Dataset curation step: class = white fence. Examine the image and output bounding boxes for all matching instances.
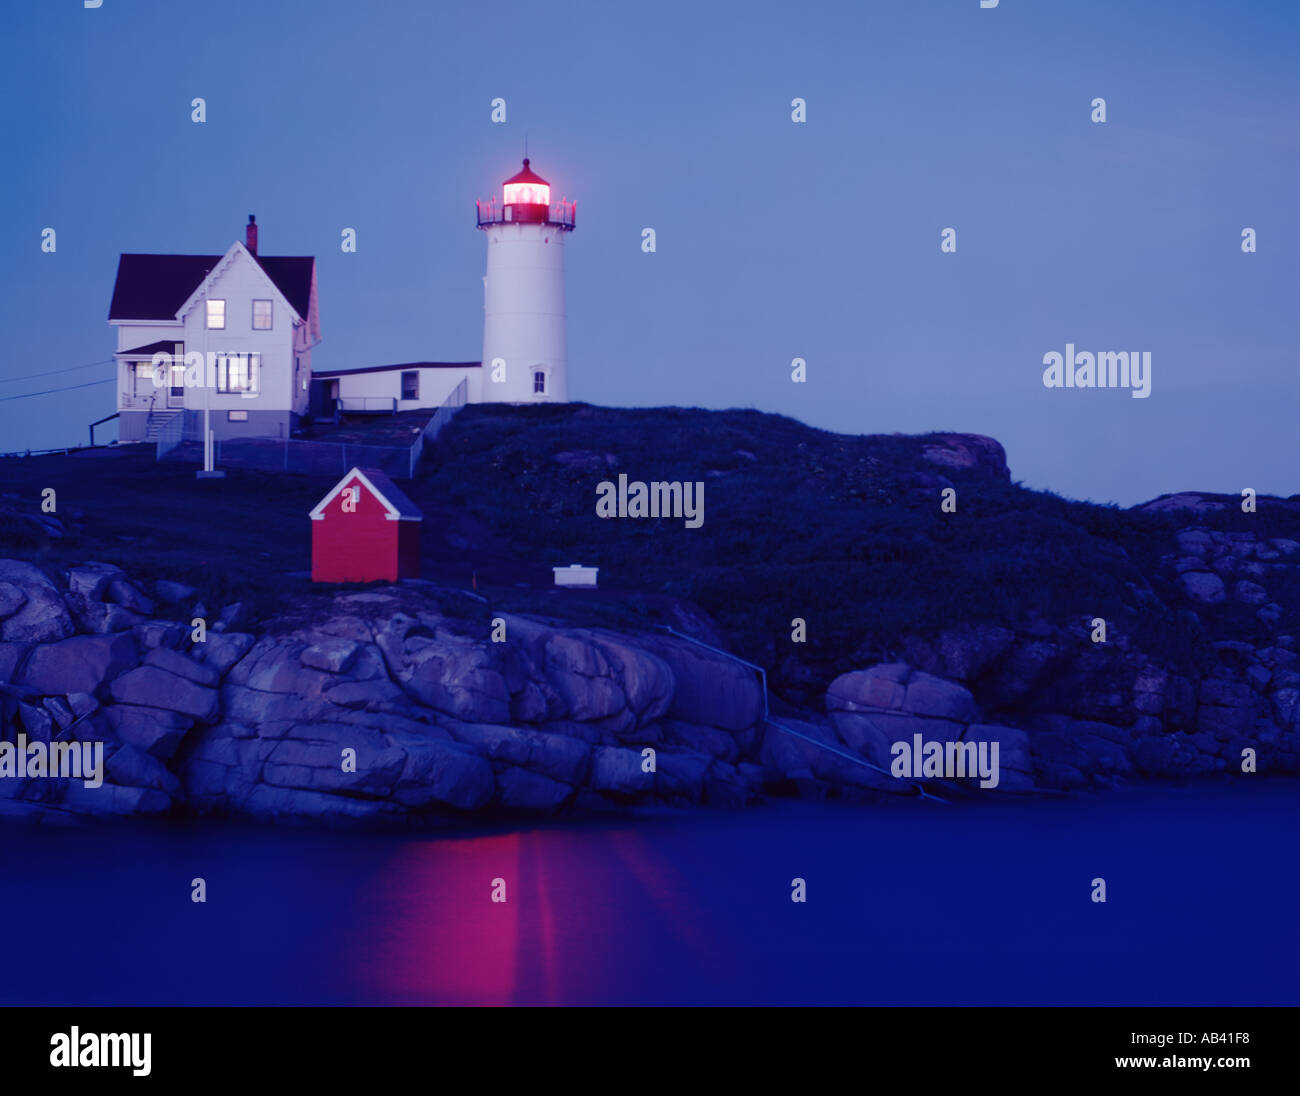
[154,414,185,462]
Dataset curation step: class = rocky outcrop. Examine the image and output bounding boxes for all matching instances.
[825,664,1034,790]
[0,559,783,823]
[919,433,1010,480]
[2,522,1297,824]
[872,522,1300,787]
[0,560,74,644]
[1138,493,1300,518]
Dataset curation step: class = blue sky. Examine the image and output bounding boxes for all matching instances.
[0,0,1296,505]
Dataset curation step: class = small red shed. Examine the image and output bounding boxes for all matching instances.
[309,466,423,583]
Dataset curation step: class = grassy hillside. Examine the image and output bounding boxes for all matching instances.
[0,449,326,620]
[3,403,1298,705]
[424,403,1300,692]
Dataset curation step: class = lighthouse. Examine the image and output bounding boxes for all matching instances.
[476,158,576,403]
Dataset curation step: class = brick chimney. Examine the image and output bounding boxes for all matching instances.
[245,214,258,256]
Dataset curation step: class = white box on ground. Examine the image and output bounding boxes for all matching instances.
[553,564,598,588]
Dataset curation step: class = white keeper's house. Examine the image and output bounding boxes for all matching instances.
[108,216,320,442]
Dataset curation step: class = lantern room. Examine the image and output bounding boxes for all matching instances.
[502,158,550,209]
[476,158,576,229]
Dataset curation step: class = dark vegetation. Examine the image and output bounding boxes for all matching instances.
[2,403,1297,702]
[0,449,323,623]
[423,404,1300,690]
[296,409,431,446]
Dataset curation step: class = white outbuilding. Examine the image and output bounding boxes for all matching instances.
[553,564,598,588]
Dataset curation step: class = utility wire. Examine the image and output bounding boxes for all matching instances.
[0,377,115,402]
[0,358,115,385]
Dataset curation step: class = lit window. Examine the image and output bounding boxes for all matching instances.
[401,371,419,400]
[206,299,225,329]
[227,410,248,422]
[533,370,546,395]
[217,352,260,394]
[252,299,272,330]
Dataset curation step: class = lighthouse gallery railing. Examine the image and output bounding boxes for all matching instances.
[475,198,576,228]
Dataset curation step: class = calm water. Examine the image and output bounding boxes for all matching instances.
[1,781,1296,1005]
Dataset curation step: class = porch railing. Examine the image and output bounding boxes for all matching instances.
[336,396,397,415]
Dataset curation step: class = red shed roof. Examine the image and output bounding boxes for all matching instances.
[309,467,423,522]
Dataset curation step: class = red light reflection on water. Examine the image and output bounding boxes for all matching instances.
[345,831,522,1004]
[348,825,723,1004]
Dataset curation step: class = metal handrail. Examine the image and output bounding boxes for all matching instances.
[657,625,945,802]
[475,198,576,228]
[88,412,119,446]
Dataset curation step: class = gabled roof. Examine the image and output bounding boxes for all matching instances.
[109,251,315,321]
[312,361,480,378]
[309,466,423,522]
[108,255,219,321]
[254,257,314,318]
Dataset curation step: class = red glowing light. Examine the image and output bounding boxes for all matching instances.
[502,158,551,206]
[503,182,550,206]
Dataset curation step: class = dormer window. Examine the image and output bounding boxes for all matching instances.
[206,299,225,329]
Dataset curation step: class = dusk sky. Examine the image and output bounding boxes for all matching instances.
[1,0,1295,506]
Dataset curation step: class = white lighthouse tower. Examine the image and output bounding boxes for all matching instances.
[475,158,576,403]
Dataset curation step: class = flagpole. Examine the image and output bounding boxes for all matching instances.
[204,284,210,470]
[197,280,225,479]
